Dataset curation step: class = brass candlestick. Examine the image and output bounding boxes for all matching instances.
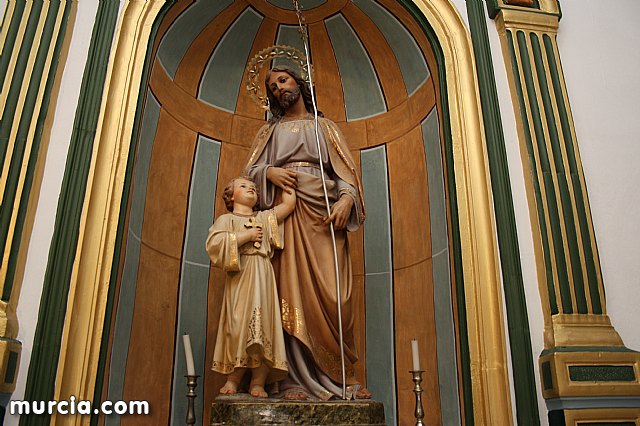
[186,375,199,425]
[411,370,425,426]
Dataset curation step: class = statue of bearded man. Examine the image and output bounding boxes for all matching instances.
[244,65,370,400]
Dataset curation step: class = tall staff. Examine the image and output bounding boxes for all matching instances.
[291,0,348,400]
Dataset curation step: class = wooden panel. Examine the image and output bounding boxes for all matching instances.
[231,114,267,149]
[234,18,279,119]
[121,247,181,425]
[342,2,407,109]
[173,0,247,95]
[140,109,196,258]
[309,21,347,123]
[387,126,432,268]
[408,76,436,123]
[214,142,251,216]
[151,61,238,141]
[336,120,366,150]
[365,81,436,147]
[394,260,441,426]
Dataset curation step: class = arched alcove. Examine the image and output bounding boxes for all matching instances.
[101,1,460,425]
[54,1,511,425]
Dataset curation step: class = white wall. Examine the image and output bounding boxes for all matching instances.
[5,2,99,424]
[557,0,640,352]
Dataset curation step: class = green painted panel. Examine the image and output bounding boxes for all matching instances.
[422,108,461,425]
[199,8,263,112]
[170,136,219,425]
[157,0,233,79]
[352,0,429,95]
[325,14,386,120]
[360,146,396,426]
[568,365,636,382]
[542,361,553,390]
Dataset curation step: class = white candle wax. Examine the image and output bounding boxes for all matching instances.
[411,339,420,371]
[183,334,196,376]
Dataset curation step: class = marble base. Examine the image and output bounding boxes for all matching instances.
[211,394,386,425]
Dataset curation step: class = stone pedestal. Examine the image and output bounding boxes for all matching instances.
[211,394,386,425]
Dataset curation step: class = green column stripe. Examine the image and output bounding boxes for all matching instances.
[396,1,474,423]
[21,2,120,426]
[0,1,27,125]
[467,1,540,423]
[2,0,65,302]
[516,30,572,313]
[506,30,558,314]
[530,33,587,313]
[542,34,602,314]
[0,1,43,168]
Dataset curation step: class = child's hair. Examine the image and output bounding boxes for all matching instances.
[222,175,258,212]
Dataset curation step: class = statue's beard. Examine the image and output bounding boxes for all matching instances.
[280,86,301,109]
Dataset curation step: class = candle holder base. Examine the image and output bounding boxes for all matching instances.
[410,370,425,426]
[186,374,199,425]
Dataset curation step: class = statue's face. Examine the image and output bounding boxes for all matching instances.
[268,71,300,109]
[232,178,257,208]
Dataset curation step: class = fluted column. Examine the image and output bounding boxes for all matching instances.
[489,0,640,424]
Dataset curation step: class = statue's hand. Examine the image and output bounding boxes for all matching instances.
[322,195,353,230]
[266,167,297,193]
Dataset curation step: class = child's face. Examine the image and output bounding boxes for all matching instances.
[232,178,258,208]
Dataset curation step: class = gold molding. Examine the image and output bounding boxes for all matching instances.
[412,1,513,423]
[0,338,21,393]
[540,350,640,399]
[496,8,559,34]
[53,0,512,424]
[551,314,623,348]
[52,1,166,425]
[563,408,640,425]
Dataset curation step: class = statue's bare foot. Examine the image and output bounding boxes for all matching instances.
[355,387,372,399]
[250,384,268,398]
[219,380,239,395]
[283,389,308,401]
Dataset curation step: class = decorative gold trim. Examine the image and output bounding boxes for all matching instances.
[551,314,623,348]
[52,2,166,425]
[563,408,640,425]
[55,0,513,423]
[0,1,17,57]
[540,350,640,399]
[245,44,310,110]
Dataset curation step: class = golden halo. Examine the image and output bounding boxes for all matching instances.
[245,45,311,111]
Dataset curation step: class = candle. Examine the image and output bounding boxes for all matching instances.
[411,339,420,371]
[183,334,196,376]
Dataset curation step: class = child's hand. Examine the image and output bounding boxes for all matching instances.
[247,227,263,243]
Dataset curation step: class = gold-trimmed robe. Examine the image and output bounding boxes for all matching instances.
[207,210,288,382]
[244,118,365,399]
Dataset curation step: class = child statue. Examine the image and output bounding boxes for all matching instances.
[206,176,295,397]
